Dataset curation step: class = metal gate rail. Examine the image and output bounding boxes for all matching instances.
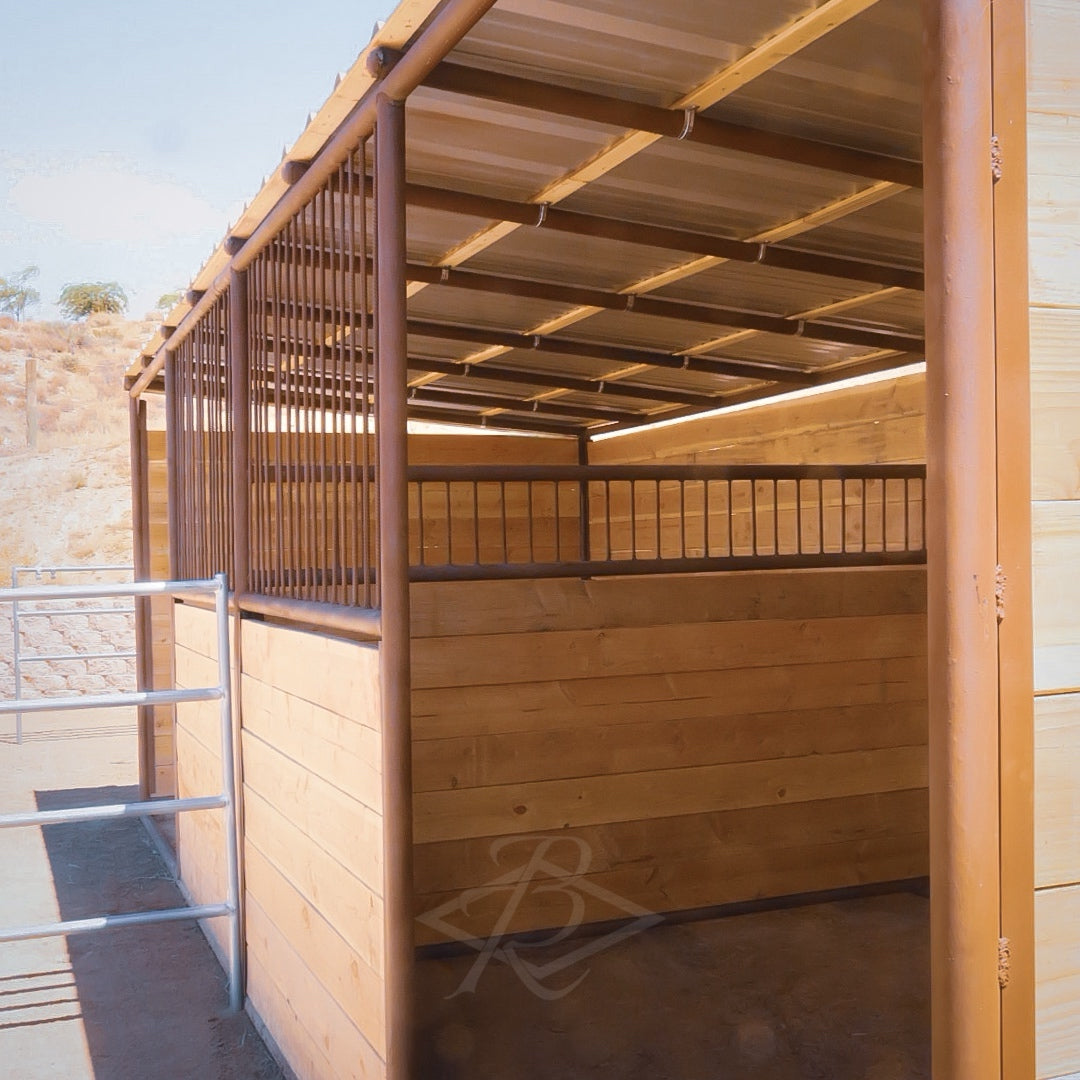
[0,573,242,1011]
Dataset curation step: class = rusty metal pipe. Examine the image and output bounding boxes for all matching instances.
[375,94,414,1080]
[419,59,923,188]
[923,0,1001,1076]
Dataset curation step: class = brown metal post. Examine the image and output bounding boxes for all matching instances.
[128,396,154,800]
[229,269,251,595]
[376,93,414,1080]
[164,350,180,580]
[991,0,1035,1072]
[578,434,591,563]
[923,1,1002,1077]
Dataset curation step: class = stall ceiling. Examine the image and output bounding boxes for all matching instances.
[146,0,924,437]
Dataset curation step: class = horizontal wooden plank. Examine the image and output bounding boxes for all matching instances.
[410,566,925,638]
[241,619,381,730]
[242,674,382,814]
[414,744,927,844]
[412,612,926,689]
[242,730,383,896]
[245,845,386,1057]
[244,787,384,976]
[1036,693,1080,889]
[413,654,927,739]
[414,699,926,792]
[416,830,928,944]
[1030,307,1080,501]
[1033,501,1080,692]
[415,788,928,897]
[246,898,387,1080]
[1036,883,1080,1079]
[590,372,925,467]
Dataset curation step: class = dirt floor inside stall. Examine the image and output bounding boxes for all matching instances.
[0,706,281,1080]
[416,889,930,1080]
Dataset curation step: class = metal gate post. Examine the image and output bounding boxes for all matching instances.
[213,572,243,1012]
[11,567,21,744]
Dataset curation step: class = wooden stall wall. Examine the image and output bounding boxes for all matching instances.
[590,370,925,467]
[174,603,388,1080]
[1028,2,1080,1075]
[411,567,928,945]
[146,429,175,795]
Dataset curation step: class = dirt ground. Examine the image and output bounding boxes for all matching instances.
[416,889,931,1080]
[0,706,281,1080]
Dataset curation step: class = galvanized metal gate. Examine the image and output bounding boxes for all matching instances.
[0,573,242,1011]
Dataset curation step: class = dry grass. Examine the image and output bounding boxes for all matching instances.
[0,315,160,580]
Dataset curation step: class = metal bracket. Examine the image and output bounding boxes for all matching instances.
[677,106,698,140]
[534,202,550,227]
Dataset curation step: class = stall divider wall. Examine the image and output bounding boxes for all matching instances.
[174,601,389,1080]
[411,567,928,944]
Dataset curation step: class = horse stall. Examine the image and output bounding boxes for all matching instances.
[122,0,1045,1077]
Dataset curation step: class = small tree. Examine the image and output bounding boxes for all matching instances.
[57,281,128,319]
[0,266,41,321]
[156,289,185,312]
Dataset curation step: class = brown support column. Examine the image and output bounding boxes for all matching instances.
[923,1,1002,1077]
[991,0,1035,1073]
[164,350,180,580]
[229,269,251,595]
[376,93,414,1080]
[128,396,154,800]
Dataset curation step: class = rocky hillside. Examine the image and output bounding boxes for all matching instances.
[0,313,161,580]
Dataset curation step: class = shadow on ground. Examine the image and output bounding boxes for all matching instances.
[35,785,281,1080]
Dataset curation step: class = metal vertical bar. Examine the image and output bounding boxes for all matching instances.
[213,573,243,1013]
[796,479,803,554]
[417,482,425,566]
[500,482,508,564]
[272,242,286,596]
[577,435,591,563]
[375,94,414,1080]
[818,478,825,553]
[904,478,911,551]
[230,270,250,597]
[923,0,1001,1074]
[654,479,661,558]
[472,482,480,565]
[772,479,779,555]
[604,480,611,559]
[630,481,637,560]
[703,479,710,556]
[164,351,180,581]
[446,483,454,564]
[750,480,758,555]
[679,480,686,559]
[861,477,868,554]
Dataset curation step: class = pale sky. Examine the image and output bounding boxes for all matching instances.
[0,0,389,319]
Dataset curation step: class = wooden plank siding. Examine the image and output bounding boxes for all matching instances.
[410,568,928,946]
[174,602,388,1079]
[589,371,925,468]
[1028,1,1080,1074]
